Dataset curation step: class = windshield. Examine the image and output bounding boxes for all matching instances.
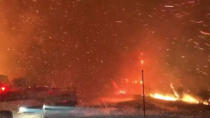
[0,0,209,118]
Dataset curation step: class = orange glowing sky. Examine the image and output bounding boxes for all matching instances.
[0,0,209,103]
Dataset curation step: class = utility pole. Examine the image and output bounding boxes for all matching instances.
[140,52,146,118]
[142,69,146,118]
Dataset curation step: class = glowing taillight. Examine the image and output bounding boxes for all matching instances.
[0,86,7,93]
[1,87,6,91]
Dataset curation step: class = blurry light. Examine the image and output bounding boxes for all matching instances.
[164,5,174,8]
[203,101,209,106]
[1,87,6,91]
[140,52,144,56]
[140,80,143,85]
[133,80,138,84]
[19,107,27,113]
[140,60,144,65]
[43,104,46,110]
[125,79,129,83]
[119,90,126,95]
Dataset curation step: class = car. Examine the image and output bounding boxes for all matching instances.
[0,87,78,118]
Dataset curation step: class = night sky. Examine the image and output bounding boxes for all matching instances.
[0,0,209,103]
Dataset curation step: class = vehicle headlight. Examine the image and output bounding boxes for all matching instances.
[18,107,27,113]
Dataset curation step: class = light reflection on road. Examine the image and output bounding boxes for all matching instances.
[14,113,42,118]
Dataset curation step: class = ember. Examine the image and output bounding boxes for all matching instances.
[118,90,127,95]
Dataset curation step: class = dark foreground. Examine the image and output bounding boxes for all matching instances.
[1,98,210,118]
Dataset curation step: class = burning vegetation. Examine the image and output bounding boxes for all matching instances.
[150,83,207,105]
[150,92,203,104]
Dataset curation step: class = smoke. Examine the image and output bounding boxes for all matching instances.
[0,0,40,78]
[0,0,209,103]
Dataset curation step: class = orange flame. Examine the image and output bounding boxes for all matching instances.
[203,101,209,105]
[149,83,205,104]
[150,92,203,104]
[150,93,178,101]
[181,93,200,104]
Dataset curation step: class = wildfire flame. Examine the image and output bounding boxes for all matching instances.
[149,83,208,105]
[150,92,201,104]
[150,93,178,101]
[203,101,209,105]
[112,78,209,105]
[181,93,200,104]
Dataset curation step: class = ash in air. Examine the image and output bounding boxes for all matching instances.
[0,0,209,103]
